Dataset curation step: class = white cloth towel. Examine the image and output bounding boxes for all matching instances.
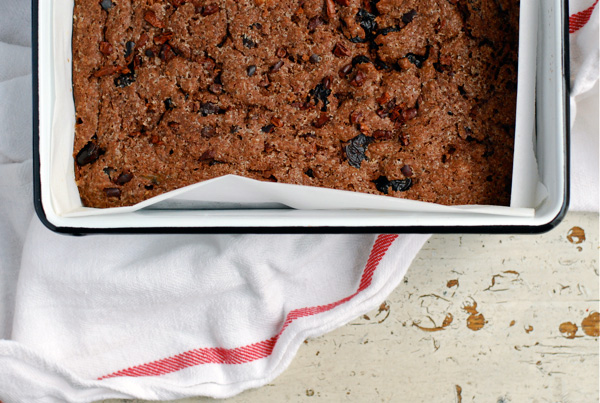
[0,1,598,402]
[569,0,600,211]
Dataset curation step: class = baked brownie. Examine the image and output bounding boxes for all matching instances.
[72,0,519,208]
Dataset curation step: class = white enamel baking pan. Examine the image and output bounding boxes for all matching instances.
[33,0,570,234]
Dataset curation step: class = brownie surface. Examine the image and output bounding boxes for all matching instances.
[72,0,519,208]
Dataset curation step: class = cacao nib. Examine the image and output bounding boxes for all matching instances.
[333,42,351,57]
[76,142,103,166]
[104,188,122,198]
[270,60,284,73]
[401,165,413,177]
[100,0,114,11]
[199,102,220,116]
[339,63,353,77]
[116,172,134,185]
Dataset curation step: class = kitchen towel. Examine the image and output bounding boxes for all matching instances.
[569,0,599,212]
[0,1,598,402]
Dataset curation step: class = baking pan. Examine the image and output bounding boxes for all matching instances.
[32,0,570,234]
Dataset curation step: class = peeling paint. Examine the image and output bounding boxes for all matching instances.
[467,313,486,331]
[582,312,599,337]
[463,301,479,315]
[566,226,586,244]
[559,322,578,339]
[463,302,486,331]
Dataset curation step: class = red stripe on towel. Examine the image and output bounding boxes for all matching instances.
[570,0,598,33]
[98,234,398,380]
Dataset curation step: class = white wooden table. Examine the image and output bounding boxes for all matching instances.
[102,212,599,403]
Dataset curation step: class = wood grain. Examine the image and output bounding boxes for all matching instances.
[100,212,599,403]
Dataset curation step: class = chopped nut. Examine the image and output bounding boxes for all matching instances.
[201,3,220,16]
[153,32,174,45]
[314,112,330,128]
[93,65,119,77]
[144,10,165,29]
[333,42,351,57]
[99,42,113,55]
[325,0,336,20]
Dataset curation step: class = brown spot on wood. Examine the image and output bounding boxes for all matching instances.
[509,320,516,327]
[447,279,459,288]
[456,385,462,403]
[306,389,315,397]
[582,312,599,337]
[566,226,586,244]
[559,322,578,339]
[363,314,370,320]
[378,301,390,312]
[463,302,486,331]
[525,325,534,334]
[412,313,453,332]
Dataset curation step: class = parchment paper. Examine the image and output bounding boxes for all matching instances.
[49,0,544,218]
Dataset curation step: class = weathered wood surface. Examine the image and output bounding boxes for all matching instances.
[103,212,599,403]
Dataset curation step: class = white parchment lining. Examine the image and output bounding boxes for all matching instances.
[49,0,544,218]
